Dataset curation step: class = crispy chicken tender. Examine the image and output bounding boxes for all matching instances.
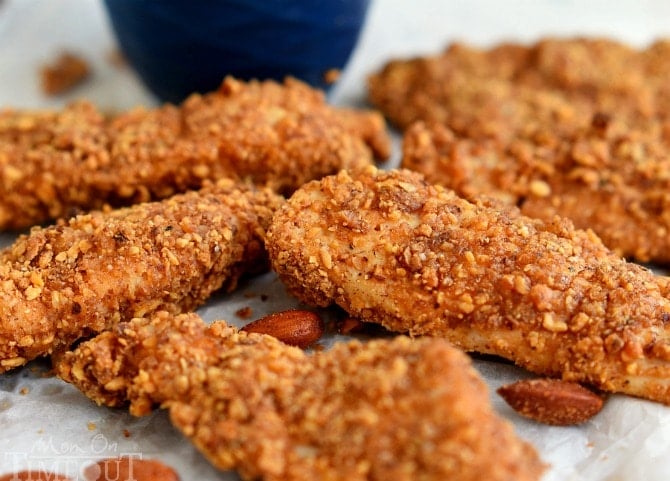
[368,37,670,134]
[0,179,283,372]
[56,311,545,481]
[370,38,670,263]
[402,121,670,263]
[0,76,389,230]
[267,167,670,405]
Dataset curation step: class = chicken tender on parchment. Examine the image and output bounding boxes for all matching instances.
[57,311,545,481]
[368,37,670,135]
[402,120,670,263]
[0,76,389,230]
[267,167,670,405]
[370,38,670,263]
[0,179,282,372]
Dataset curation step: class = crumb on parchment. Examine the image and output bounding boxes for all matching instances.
[40,51,91,96]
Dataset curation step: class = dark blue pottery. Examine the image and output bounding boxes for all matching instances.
[103,0,371,103]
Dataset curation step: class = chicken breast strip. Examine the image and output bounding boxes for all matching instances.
[368,37,670,134]
[267,167,670,405]
[56,311,545,481]
[0,179,283,372]
[0,76,389,230]
[370,38,670,263]
[402,120,670,263]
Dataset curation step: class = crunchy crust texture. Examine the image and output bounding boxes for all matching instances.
[57,311,545,481]
[0,179,283,371]
[401,121,670,263]
[267,167,670,405]
[0,76,389,230]
[370,37,670,263]
[368,37,670,134]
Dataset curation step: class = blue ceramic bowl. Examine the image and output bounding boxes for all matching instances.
[103,0,371,103]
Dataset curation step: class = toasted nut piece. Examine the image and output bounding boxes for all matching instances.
[0,472,72,481]
[497,378,604,426]
[339,316,365,335]
[241,309,324,348]
[40,51,90,96]
[83,457,178,481]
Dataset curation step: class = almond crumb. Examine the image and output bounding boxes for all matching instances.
[40,51,90,96]
[235,306,253,319]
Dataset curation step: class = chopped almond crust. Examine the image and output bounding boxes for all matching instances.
[267,167,670,404]
[0,76,389,230]
[369,38,670,135]
[0,178,282,371]
[57,311,545,481]
[370,37,670,263]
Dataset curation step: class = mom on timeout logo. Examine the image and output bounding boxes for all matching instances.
[2,433,145,480]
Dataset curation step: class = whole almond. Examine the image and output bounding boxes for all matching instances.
[241,310,324,349]
[497,378,604,426]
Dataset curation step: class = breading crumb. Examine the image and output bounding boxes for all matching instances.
[40,51,90,96]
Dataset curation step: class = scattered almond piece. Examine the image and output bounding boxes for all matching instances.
[0,471,71,481]
[339,316,365,335]
[235,306,253,319]
[323,68,341,84]
[40,51,91,96]
[497,378,604,426]
[83,457,179,481]
[241,309,324,349]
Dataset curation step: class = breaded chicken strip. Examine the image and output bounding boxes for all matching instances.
[402,121,670,263]
[370,38,670,263]
[0,76,389,230]
[267,167,670,405]
[368,37,669,134]
[56,311,545,481]
[0,179,282,372]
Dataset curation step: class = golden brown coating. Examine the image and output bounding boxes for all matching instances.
[370,37,670,263]
[0,179,283,372]
[57,311,545,481]
[368,37,669,134]
[0,76,389,230]
[402,121,670,263]
[267,167,670,405]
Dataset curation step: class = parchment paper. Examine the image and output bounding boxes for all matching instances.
[1,1,670,479]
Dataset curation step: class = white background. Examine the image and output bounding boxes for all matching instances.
[1,1,670,479]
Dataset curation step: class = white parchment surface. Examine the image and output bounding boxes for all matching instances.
[1,1,670,479]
